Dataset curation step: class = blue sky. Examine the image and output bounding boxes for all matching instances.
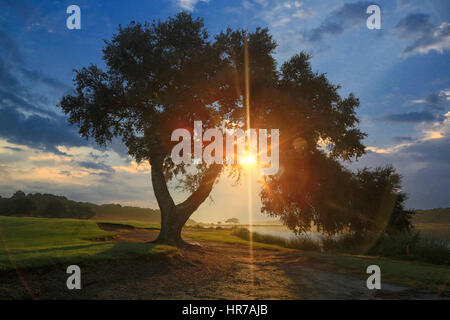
[0,0,449,222]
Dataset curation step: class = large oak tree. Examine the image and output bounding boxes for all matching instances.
[59,13,366,245]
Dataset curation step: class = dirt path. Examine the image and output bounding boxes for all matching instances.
[0,224,437,300]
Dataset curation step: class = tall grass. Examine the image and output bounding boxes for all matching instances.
[231,228,321,251]
[322,233,368,253]
[320,231,450,265]
[368,232,450,265]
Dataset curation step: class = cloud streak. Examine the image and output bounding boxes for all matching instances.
[395,13,450,55]
[302,1,373,43]
[383,111,442,123]
[383,89,450,123]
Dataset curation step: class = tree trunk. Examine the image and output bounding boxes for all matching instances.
[150,153,221,246]
[155,207,185,246]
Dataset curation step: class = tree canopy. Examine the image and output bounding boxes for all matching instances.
[59,13,411,245]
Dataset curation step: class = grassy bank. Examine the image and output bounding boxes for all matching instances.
[230,227,450,265]
[0,216,174,271]
[230,228,321,251]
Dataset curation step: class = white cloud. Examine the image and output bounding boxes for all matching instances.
[272,17,291,27]
[253,1,314,29]
[254,0,268,7]
[292,8,315,19]
[409,88,450,108]
[403,22,450,56]
[176,0,209,11]
[242,0,253,9]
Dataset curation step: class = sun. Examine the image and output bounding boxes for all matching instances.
[242,155,256,166]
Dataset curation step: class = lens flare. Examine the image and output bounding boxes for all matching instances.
[242,155,256,165]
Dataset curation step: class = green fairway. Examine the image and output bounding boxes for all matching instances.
[0,216,174,271]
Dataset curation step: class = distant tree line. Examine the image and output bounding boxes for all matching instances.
[91,203,161,222]
[0,191,95,219]
[0,191,166,222]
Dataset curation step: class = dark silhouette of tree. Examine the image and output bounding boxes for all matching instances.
[3,191,36,216]
[59,13,366,245]
[225,218,239,225]
[40,199,67,218]
[69,203,95,219]
[12,191,26,199]
[351,166,414,236]
[0,192,95,219]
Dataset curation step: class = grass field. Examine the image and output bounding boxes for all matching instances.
[1,216,449,295]
[0,216,174,271]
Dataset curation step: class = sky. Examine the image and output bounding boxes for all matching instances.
[0,0,449,223]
